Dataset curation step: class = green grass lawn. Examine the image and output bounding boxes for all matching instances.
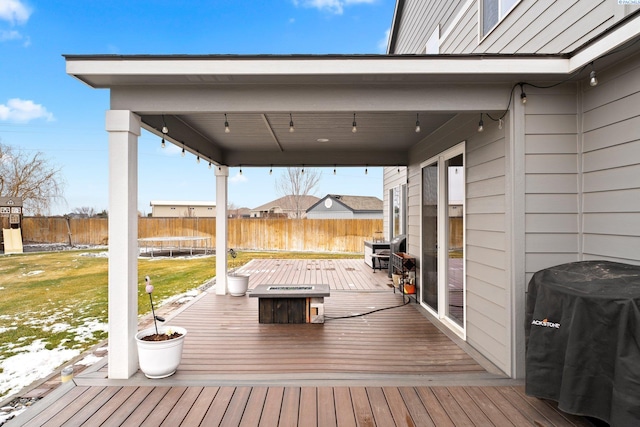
[0,248,358,399]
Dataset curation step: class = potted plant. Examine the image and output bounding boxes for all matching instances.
[226,248,249,296]
[135,276,187,378]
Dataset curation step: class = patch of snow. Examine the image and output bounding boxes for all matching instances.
[79,252,108,258]
[44,323,70,334]
[0,340,80,399]
[23,270,44,277]
[74,354,103,366]
[70,319,108,343]
[0,327,17,334]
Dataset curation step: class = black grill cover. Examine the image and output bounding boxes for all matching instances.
[525,261,640,426]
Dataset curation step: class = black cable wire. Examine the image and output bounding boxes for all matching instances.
[324,294,411,321]
[486,35,640,123]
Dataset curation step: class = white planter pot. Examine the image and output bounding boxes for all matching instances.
[227,274,250,296]
[135,325,187,379]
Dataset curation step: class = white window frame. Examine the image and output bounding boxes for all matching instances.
[480,0,521,40]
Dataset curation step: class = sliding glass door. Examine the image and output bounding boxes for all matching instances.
[421,161,439,311]
[421,144,465,336]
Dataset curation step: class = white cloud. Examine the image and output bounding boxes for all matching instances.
[0,0,32,25]
[378,28,390,53]
[293,0,376,15]
[0,98,54,123]
[229,171,248,184]
[0,28,19,40]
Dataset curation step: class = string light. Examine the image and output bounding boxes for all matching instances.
[589,67,598,86]
[239,166,242,175]
[224,113,230,133]
[352,113,357,133]
[333,165,336,175]
[208,162,212,169]
[519,83,527,104]
[289,114,295,133]
[477,113,484,132]
[499,118,503,130]
[196,155,200,164]
[161,115,168,148]
[269,165,273,175]
[181,145,185,157]
[415,113,421,133]
[365,165,368,175]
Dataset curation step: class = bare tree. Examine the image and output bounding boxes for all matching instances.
[0,142,65,215]
[275,167,321,218]
[71,206,96,217]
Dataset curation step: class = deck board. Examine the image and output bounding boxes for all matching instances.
[11,259,595,427]
[18,385,595,427]
[121,387,172,427]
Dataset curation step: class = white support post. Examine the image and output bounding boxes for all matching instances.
[215,166,229,295]
[105,110,141,379]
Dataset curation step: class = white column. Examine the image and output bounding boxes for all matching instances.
[215,166,229,295]
[106,110,141,379]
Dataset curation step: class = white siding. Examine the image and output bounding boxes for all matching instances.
[523,85,580,283]
[393,0,639,55]
[581,53,640,264]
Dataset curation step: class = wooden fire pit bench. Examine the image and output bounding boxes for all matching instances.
[249,284,330,324]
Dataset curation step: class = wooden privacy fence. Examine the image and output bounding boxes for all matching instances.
[20,217,384,253]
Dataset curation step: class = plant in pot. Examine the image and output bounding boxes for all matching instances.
[226,248,249,296]
[135,276,187,378]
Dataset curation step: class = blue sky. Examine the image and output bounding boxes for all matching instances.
[0,0,395,215]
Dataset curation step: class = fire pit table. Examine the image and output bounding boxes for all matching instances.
[249,283,330,324]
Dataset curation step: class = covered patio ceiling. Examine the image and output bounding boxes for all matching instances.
[65,54,575,168]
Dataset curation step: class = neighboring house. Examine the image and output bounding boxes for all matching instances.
[150,201,216,218]
[250,195,319,219]
[306,194,383,219]
[229,207,251,218]
[383,1,640,378]
[65,1,640,382]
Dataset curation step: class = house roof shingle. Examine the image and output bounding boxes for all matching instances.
[252,195,320,212]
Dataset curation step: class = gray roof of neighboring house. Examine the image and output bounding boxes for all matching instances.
[309,194,383,212]
[251,195,320,212]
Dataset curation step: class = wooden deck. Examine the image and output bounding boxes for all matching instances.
[11,259,595,426]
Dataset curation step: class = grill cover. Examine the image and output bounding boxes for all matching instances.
[525,261,640,425]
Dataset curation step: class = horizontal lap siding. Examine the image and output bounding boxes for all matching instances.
[523,87,579,283]
[581,53,640,264]
[466,124,508,373]
[393,0,469,54]
[437,0,637,55]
